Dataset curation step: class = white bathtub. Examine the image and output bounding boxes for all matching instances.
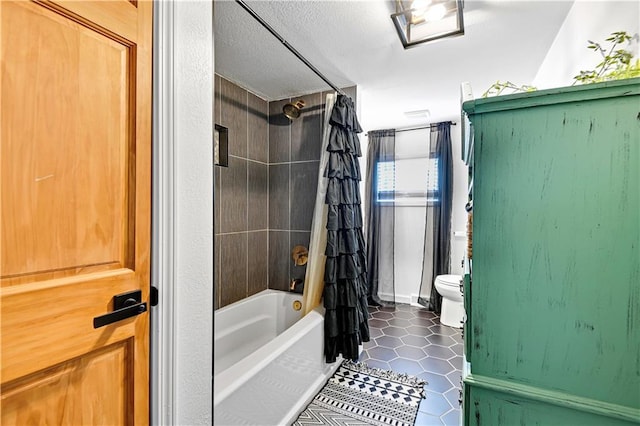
[214,289,341,425]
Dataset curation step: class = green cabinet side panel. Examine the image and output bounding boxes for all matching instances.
[463,273,472,360]
[463,78,640,423]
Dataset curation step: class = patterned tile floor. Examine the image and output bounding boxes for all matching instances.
[359,303,463,426]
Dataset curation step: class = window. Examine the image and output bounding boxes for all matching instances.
[376,156,439,206]
[376,161,395,202]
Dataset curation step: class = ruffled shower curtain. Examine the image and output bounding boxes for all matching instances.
[322,95,370,363]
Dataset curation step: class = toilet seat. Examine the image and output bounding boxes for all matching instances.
[436,275,461,286]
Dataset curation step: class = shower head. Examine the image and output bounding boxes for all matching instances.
[283,99,305,120]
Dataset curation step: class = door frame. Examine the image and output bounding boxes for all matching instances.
[151,0,176,423]
[151,1,214,424]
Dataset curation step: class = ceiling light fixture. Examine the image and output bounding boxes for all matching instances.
[391,0,464,49]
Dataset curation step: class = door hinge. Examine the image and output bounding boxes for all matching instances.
[151,286,159,307]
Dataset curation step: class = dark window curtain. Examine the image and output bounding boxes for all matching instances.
[323,94,370,363]
[364,129,396,307]
[419,122,453,312]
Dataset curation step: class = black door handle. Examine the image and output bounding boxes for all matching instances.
[93,290,147,329]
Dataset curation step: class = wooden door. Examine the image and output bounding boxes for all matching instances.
[0,1,152,424]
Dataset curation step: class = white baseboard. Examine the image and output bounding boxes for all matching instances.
[378,292,427,307]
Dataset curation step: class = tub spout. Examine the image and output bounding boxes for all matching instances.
[290,278,304,294]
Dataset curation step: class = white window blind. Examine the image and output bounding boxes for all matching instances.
[376,157,439,205]
[376,161,395,202]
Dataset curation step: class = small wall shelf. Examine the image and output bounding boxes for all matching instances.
[214,124,229,167]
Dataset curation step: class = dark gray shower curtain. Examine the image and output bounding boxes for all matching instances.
[323,94,370,363]
[419,122,453,312]
[364,129,396,306]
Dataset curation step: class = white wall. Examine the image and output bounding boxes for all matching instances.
[533,1,640,89]
[174,1,214,424]
[449,126,468,278]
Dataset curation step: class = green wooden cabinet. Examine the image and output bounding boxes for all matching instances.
[462,78,640,425]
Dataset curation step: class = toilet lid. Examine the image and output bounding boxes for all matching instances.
[437,274,462,286]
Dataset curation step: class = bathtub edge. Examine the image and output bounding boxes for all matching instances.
[214,306,323,406]
[281,354,343,425]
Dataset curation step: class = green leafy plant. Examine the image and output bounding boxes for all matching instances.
[482,30,639,97]
[573,31,640,84]
[482,81,537,98]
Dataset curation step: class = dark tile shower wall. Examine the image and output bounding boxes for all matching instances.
[267,86,357,292]
[213,75,357,308]
[214,75,269,309]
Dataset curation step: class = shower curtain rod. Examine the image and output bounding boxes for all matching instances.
[235,0,345,96]
[365,122,457,136]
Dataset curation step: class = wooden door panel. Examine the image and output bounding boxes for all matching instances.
[49,1,139,43]
[1,270,136,382]
[1,0,152,424]
[2,341,131,425]
[1,0,133,280]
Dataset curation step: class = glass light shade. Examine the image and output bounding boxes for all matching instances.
[425,4,447,21]
[391,0,464,49]
[411,0,431,17]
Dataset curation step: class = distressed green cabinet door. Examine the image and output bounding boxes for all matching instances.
[462,78,640,426]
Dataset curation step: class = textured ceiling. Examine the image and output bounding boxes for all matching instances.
[214,0,575,130]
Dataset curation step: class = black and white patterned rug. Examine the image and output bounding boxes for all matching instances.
[292,360,426,426]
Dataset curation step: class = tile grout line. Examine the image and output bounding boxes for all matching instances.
[287,96,291,290]
[215,76,219,308]
[229,154,269,166]
[246,89,249,298]
[218,229,269,236]
[266,99,270,293]
[270,159,319,166]
[217,77,222,308]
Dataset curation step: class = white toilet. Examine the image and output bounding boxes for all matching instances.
[434,274,465,328]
